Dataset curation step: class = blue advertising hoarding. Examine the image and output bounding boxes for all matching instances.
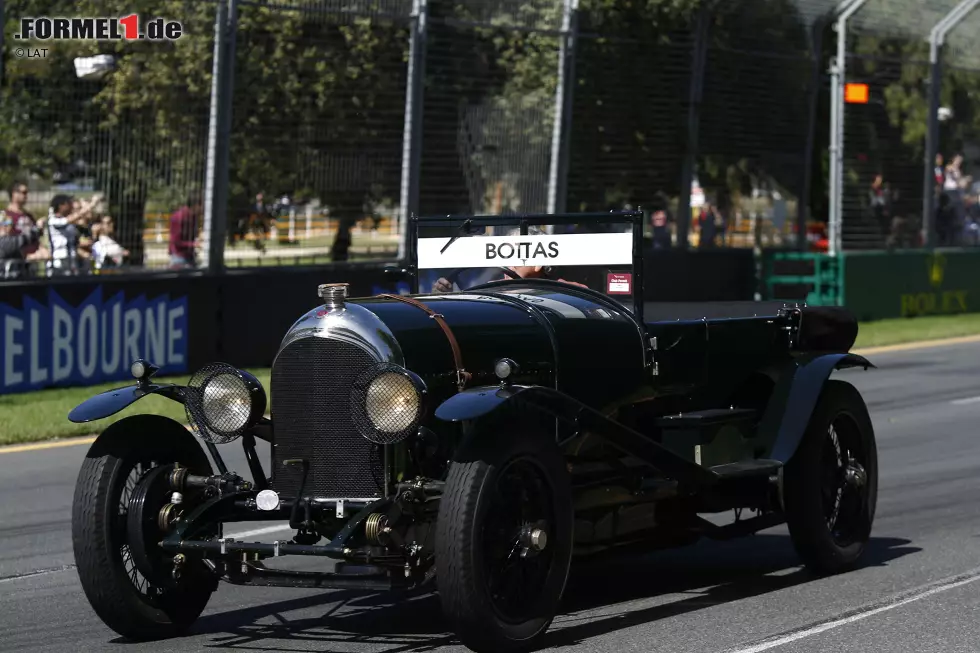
[0,286,189,394]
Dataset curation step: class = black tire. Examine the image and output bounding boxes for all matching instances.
[72,415,218,641]
[784,380,878,574]
[436,424,573,653]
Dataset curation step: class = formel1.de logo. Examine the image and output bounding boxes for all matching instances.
[15,15,183,41]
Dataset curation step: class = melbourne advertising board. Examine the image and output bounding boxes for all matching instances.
[0,285,189,395]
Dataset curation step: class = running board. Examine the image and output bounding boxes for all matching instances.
[709,459,782,480]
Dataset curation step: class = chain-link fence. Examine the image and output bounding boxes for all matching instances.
[1,0,217,278]
[9,0,979,280]
[834,0,980,251]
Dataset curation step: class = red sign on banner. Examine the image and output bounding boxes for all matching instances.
[606,272,632,295]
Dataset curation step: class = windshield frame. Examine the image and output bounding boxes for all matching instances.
[407,210,645,324]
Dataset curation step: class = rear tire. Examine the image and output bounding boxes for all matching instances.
[72,415,217,640]
[784,380,878,574]
[436,424,573,652]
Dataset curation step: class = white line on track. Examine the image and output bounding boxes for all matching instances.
[950,395,980,405]
[726,567,980,653]
[224,524,295,538]
[0,564,77,585]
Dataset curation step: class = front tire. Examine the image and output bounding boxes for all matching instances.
[436,424,573,652]
[71,415,217,641]
[784,380,878,574]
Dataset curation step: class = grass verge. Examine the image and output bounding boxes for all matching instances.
[853,312,980,349]
[5,312,980,447]
[0,369,270,447]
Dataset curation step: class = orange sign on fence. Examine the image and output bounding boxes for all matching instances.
[845,83,869,104]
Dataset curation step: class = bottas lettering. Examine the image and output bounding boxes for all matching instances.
[486,241,559,262]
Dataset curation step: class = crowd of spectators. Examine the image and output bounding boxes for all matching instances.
[0,181,130,280]
[933,153,980,247]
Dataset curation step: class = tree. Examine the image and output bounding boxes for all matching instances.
[2,0,412,263]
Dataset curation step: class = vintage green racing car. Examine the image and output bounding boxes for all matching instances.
[67,211,877,651]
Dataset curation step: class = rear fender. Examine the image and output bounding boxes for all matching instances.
[435,384,719,487]
[68,383,185,423]
[762,353,874,463]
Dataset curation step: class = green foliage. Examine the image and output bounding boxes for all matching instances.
[7,0,976,230]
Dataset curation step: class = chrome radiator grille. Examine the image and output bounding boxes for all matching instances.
[271,337,384,499]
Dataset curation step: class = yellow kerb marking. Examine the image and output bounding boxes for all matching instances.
[0,437,96,455]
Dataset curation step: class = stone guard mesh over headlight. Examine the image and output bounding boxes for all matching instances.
[185,362,266,444]
[350,363,426,445]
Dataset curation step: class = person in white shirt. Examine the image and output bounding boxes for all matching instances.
[91,215,129,268]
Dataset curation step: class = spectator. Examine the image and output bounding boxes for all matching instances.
[169,191,202,269]
[941,154,971,245]
[697,203,718,249]
[68,194,103,264]
[868,173,892,237]
[5,180,42,260]
[91,215,129,269]
[0,211,40,279]
[649,192,672,249]
[45,194,85,275]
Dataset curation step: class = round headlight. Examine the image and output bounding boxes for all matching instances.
[352,364,426,445]
[130,360,147,380]
[366,372,421,433]
[202,373,252,433]
[185,363,266,444]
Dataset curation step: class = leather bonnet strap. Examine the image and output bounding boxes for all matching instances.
[377,294,471,391]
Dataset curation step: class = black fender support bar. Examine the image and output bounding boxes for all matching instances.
[435,385,719,488]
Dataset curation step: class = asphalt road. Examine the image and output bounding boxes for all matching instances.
[4,340,980,652]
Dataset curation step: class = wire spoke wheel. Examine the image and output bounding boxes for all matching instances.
[436,424,573,653]
[483,457,556,623]
[116,460,161,601]
[821,418,869,548]
[784,380,878,575]
[72,416,217,641]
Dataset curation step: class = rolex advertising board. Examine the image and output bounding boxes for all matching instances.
[842,250,979,321]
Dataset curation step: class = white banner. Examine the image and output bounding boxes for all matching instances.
[417,232,633,270]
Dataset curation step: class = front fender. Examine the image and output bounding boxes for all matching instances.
[68,383,185,423]
[434,385,546,422]
[764,352,874,463]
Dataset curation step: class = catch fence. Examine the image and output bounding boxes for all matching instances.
[6,0,972,281]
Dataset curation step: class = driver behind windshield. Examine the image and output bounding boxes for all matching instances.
[433,264,567,293]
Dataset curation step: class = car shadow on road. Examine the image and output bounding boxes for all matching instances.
[182,533,919,652]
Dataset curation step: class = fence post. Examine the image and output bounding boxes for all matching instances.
[676,1,712,250]
[798,18,826,251]
[397,0,428,260]
[923,0,980,249]
[202,0,237,272]
[923,50,942,250]
[827,0,869,258]
[546,0,579,218]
